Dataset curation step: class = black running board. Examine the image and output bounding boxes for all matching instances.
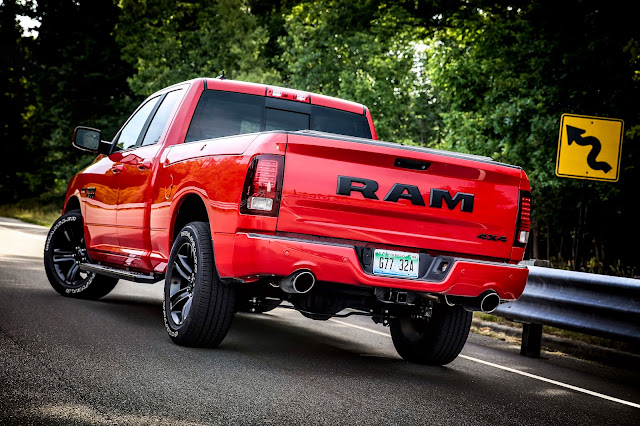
[80,263,163,284]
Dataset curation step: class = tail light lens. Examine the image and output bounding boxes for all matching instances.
[514,191,531,246]
[241,155,285,216]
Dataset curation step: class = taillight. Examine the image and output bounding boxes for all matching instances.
[241,155,285,216]
[514,191,531,246]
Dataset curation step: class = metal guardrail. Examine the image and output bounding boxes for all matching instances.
[493,265,640,357]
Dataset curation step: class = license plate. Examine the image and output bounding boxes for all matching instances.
[373,249,419,279]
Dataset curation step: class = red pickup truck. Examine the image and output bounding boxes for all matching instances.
[44,77,531,365]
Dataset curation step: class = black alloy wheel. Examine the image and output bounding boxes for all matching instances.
[44,210,118,299]
[163,221,236,348]
[167,240,197,326]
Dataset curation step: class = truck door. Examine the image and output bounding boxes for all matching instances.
[83,95,160,260]
[115,88,185,260]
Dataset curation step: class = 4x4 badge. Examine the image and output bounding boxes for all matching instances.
[477,233,507,243]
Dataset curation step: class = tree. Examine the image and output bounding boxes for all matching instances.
[0,0,34,200]
[23,0,133,198]
[117,0,280,97]
[279,0,440,144]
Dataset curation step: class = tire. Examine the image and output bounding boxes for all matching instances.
[163,221,236,348]
[390,303,472,366]
[43,211,119,299]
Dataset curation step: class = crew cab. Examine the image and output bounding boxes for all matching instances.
[44,77,531,365]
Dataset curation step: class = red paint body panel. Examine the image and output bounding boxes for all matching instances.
[63,78,530,300]
[365,108,378,140]
[278,133,522,261]
[231,233,528,300]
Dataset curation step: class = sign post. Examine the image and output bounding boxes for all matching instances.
[555,114,624,269]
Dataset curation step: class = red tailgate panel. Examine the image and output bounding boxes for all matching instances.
[277,134,523,260]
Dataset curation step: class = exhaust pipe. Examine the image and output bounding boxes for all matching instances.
[478,292,500,313]
[445,291,501,313]
[279,270,316,294]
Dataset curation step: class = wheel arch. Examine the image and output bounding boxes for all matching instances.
[64,195,81,214]
[171,192,210,245]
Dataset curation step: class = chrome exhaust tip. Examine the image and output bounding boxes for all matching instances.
[279,270,316,294]
[443,291,501,313]
[479,292,500,313]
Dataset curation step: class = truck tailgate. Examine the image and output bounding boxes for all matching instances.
[277,132,524,260]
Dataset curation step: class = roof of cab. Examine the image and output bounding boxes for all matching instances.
[202,77,366,115]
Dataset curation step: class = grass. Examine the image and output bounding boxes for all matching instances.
[0,202,60,227]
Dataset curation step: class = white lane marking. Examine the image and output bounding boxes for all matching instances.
[329,318,640,409]
[458,355,640,409]
[329,319,390,337]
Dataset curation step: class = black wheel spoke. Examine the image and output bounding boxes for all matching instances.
[63,228,73,244]
[53,248,74,255]
[65,263,80,282]
[170,289,193,326]
[53,249,75,264]
[178,254,193,275]
[174,254,192,281]
[181,297,193,322]
[170,287,191,307]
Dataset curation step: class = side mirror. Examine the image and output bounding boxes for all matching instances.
[72,126,112,155]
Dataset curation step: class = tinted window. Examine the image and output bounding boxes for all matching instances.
[186,91,263,142]
[141,89,184,146]
[185,90,372,143]
[117,96,160,150]
[265,108,309,131]
[311,105,372,139]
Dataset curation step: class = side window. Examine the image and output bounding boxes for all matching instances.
[185,91,264,142]
[116,96,160,151]
[141,89,184,146]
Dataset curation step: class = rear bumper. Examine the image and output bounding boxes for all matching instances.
[227,233,529,300]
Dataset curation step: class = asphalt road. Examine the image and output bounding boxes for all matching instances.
[1,216,639,425]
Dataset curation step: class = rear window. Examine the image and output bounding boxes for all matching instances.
[311,105,372,140]
[185,90,371,143]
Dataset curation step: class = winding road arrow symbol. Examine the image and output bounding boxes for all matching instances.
[566,125,612,173]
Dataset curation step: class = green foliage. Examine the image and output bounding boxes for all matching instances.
[0,199,61,227]
[117,0,281,97]
[279,1,439,143]
[0,0,35,201]
[23,0,133,197]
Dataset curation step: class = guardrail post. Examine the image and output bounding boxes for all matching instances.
[516,259,548,358]
[520,323,543,358]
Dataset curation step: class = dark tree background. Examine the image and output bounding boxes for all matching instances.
[1,0,638,275]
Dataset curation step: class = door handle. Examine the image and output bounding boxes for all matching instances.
[111,164,125,174]
[138,160,153,170]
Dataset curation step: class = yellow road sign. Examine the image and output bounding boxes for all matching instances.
[556,114,624,182]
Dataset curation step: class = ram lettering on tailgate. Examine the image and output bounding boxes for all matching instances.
[336,175,475,212]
